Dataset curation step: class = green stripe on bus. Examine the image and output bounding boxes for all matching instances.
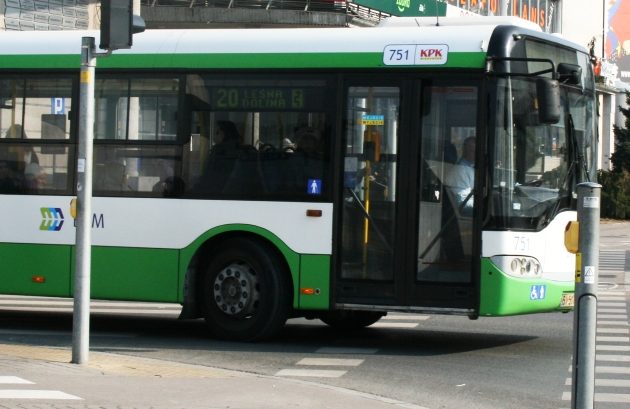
[87,246,179,302]
[0,242,179,302]
[479,258,574,316]
[0,52,486,70]
[0,243,72,297]
[299,254,330,310]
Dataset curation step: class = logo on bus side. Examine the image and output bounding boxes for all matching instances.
[416,45,448,64]
[40,207,64,231]
[39,205,105,232]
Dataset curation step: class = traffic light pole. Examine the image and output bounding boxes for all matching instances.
[72,37,97,365]
[72,0,144,364]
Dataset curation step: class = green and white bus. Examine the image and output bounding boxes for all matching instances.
[0,17,597,340]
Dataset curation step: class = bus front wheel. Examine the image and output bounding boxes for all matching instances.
[199,238,291,341]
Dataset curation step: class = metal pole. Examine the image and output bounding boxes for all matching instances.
[571,182,601,409]
[602,0,606,60]
[72,36,96,365]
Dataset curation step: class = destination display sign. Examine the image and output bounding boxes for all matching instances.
[211,87,324,111]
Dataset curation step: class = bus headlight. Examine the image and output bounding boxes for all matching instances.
[491,256,542,278]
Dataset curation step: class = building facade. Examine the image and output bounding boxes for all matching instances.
[0,0,96,31]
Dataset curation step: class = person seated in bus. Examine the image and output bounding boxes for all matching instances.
[152,159,185,197]
[444,136,475,216]
[281,137,296,153]
[195,120,242,195]
[287,126,324,193]
[4,125,40,167]
[295,126,322,157]
[211,120,241,156]
[23,162,47,192]
[0,155,21,193]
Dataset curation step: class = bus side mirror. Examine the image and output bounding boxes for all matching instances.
[536,78,561,124]
[557,63,582,86]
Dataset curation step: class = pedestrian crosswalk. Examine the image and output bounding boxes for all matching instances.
[599,249,628,287]
[276,314,427,378]
[275,351,370,378]
[0,376,81,400]
[561,248,630,408]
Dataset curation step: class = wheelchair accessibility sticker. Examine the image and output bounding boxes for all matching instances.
[530,285,547,301]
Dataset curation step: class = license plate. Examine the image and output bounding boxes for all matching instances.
[560,293,575,308]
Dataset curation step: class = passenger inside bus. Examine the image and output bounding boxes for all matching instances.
[0,149,20,193]
[152,159,185,198]
[290,126,325,193]
[445,136,475,215]
[23,162,47,192]
[195,120,243,195]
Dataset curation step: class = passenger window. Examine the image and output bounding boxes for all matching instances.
[183,76,331,200]
[93,145,182,197]
[0,76,74,195]
[95,77,179,141]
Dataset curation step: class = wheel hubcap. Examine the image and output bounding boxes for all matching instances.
[213,262,259,316]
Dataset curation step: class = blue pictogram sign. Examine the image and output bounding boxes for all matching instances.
[530,284,547,301]
[307,179,322,195]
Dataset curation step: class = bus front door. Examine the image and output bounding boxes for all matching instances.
[413,82,478,310]
[338,86,401,304]
[336,81,478,312]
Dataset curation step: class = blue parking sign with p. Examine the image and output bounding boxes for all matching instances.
[51,98,65,115]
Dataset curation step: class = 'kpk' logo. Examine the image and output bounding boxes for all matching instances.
[417,45,448,65]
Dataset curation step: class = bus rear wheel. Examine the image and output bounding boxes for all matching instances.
[199,238,290,341]
[320,310,385,329]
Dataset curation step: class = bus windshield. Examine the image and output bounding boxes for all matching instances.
[488,76,596,230]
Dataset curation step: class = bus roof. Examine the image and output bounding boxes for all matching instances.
[378,16,541,31]
[0,21,570,70]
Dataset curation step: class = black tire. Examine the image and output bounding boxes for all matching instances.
[320,310,385,330]
[199,237,291,341]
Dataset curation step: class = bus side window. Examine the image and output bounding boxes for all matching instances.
[0,158,21,193]
[94,161,127,192]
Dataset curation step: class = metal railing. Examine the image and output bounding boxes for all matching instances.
[346,2,389,24]
[140,1,392,26]
[142,0,348,12]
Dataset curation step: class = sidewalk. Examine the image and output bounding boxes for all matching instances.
[0,343,428,409]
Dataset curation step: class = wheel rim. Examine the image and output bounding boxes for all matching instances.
[212,262,260,317]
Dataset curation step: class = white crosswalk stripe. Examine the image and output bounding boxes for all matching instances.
[276,338,388,378]
[0,376,81,400]
[0,295,182,315]
[276,350,368,378]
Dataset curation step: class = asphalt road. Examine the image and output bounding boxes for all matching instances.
[0,221,628,409]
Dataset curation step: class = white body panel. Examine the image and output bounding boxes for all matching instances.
[481,210,576,282]
[0,196,333,254]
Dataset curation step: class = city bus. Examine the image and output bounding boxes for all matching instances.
[0,17,597,340]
